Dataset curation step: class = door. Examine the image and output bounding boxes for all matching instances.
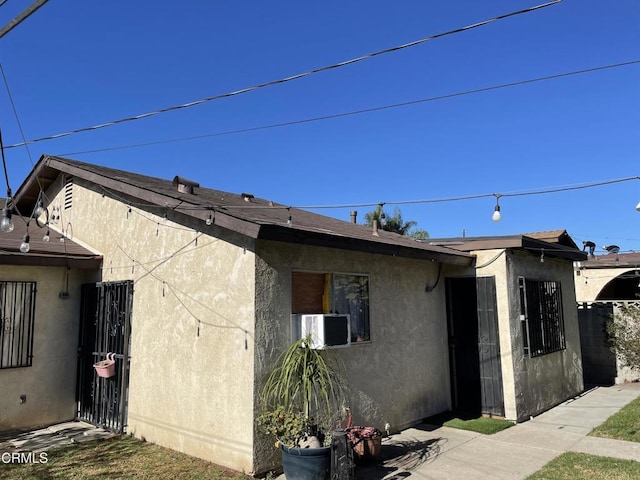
[446,276,504,417]
[76,281,133,433]
[577,302,617,386]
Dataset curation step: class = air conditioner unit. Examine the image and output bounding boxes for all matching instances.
[294,314,351,349]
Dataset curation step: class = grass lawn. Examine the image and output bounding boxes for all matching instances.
[424,412,515,435]
[0,435,252,480]
[526,452,640,480]
[590,395,640,442]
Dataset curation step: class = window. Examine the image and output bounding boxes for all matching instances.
[0,281,37,369]
[519,277,565,357]
[292,272,370,342]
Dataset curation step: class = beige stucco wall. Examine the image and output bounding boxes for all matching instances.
[45,176,257,474]
[504,250,584,421]
[0,265,95,431]
[446,249,584,422]
[253,241,460,473]
[574,266,637,302]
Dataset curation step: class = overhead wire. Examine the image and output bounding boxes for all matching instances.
[4,0,562,150]
[57,59,640,157]
[0,0,49,39]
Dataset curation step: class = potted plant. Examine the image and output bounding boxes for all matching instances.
[258,336,345,480]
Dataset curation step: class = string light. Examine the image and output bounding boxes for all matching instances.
[492,194,502,222]
[0,205,13,232]
[19,233,29,253]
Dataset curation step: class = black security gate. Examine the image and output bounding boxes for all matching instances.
[76,281,133,433]
[446,276,504,417]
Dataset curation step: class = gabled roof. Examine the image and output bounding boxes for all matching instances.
[427,233,587,262]
[14,155,474,266]
[524,230,579,249]
[0,215,102,268]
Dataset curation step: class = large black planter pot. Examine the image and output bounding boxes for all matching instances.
[280,444,331,480]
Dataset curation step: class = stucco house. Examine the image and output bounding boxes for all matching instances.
[0,214,101,431]
[1,154,588,475]
[5,154,481,475]
[428,231,586,422]
[574,250,640,385]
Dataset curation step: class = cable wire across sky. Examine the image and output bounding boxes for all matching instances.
[5,0,562,150]
[54,59,640,157]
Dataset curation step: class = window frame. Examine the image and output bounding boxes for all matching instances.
[0,281,37,369]
[291,271,370,343]
[519,276,566,358]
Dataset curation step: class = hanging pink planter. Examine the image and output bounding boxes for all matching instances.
[93,352,116,378]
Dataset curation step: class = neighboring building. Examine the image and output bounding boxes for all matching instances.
[574,251,640,385]
[428,232,586,422]
[0,214,101,431]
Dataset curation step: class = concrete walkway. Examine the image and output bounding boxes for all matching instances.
[1,384,638,479]
[0,421,115,453]
[354,383,640,480]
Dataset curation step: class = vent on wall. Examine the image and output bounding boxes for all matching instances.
[64,178,73,210]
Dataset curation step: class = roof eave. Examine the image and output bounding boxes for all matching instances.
[257,225,475,266]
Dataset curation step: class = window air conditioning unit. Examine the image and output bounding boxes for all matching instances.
[292,314,351,349]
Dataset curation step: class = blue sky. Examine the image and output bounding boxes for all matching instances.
[0,0,638,252]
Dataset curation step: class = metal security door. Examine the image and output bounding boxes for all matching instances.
[446,276,504,417]
[76,281,133,433]
[476,277,504,417]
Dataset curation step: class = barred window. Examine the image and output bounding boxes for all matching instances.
[0,281,37,368]
[519,277,566,357]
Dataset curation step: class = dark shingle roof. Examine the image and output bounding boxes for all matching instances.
[428,233,586,262]
[15,155,474,266]
[0,214,101,268]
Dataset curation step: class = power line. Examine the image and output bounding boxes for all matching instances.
[0,0,49,39]
[56,59,640,157]
[98,174,640,213]
[5,0,562,149]
[1,64,35,166]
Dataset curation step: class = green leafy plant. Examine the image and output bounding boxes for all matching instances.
[258,336,345,448]
[606,303,640,372]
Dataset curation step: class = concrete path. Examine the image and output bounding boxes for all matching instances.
[2,384,639,479]
[0,421,115,453]
[355,383,640,480]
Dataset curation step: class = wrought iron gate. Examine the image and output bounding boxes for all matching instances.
[76,281,133,433]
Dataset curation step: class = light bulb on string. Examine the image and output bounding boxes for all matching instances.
[492,194,502,222]
[0,206,13,232]
[43,228,50,242]
[19,234,30,253]
[33,200,45,219]
[378,203,387,227]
